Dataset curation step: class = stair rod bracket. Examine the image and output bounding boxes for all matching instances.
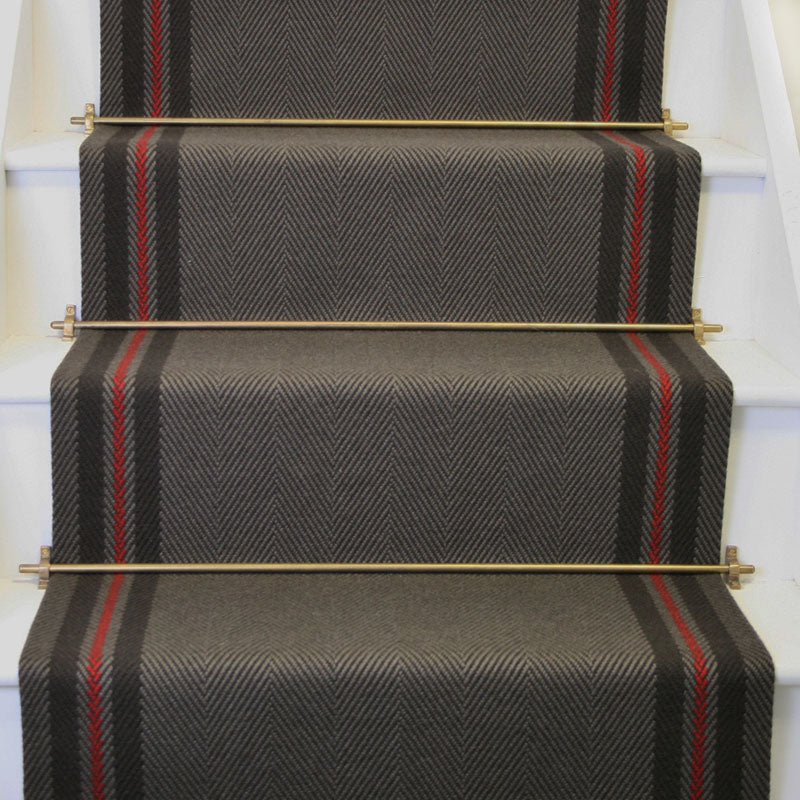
[61,304,76,341]
[69,104,689,135]
[35,547,51,591]
[21,549,755,590]
[51,306,723,341]
[726,545,743,590]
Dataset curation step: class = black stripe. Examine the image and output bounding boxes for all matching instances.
[573,2,602,119]
[121,0,144,116]
[49,576,103,800]
[649,133,702,321]
[168,0,193,115]
[673,576,747,800]
[599,334,652,562]
[639,0,670,121]
[643,136,676,321]
[103,127,140,319]
[77,333,129,563]
[155,128,185,318]
[134,332,178,561]
[112,575,159,799]
[619,0,648,120]
[649,335,706,563]
[581,133,629,321]
[617,575,683,800]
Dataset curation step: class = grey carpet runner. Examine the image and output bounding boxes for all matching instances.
[20,0,774,797]
[81,127,700,323]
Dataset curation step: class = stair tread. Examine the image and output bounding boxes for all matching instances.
[0,336,73,404]
[4,335,799,407]
[4,575,799,688]
[705,340,800,406]
[4,132,768,178]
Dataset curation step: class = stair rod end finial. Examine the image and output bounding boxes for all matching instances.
[690,308,723,345]
[662,108,689,136]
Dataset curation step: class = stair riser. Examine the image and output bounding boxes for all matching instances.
[0,404,52,576]
[5,171,761,337]
[97,0,668,122]
[79,127,700,323]
[2,401,797,579]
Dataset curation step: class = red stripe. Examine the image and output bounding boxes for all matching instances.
[628,334,673,564]
[651,575,708,799]
[88,574,125,800]
[605,132,647,322]
[600,0,620,121]
[150,0,164,117]
[135,126,158,320]
[112,331,147,563]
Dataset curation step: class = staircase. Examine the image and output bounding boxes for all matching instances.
[2,0,800,797]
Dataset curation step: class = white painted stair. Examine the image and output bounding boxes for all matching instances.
[2,0,800,798]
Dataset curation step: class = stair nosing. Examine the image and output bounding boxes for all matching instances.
[5,132,768,179]
[2,577,799,688]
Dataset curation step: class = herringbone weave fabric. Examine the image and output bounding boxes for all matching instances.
[21,572,772,800]
[80,127,700,323]
[100,0,668,121]
[51,329,731,565]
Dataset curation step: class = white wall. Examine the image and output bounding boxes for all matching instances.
[769,0,800,143]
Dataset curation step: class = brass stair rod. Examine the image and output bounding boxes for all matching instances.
[21,547,752,589]
[52,307,723,344]
[70,104,689,135]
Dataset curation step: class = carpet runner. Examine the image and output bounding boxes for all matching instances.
[20,0,774,797]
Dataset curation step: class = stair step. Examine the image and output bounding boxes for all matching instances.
[705,341,800,406]
[19,571,773,798]
[0,335,70,404]
[4,575,798,799]
[4,574,799,797]
[78,126,700,323]
[48,329,730,565]
[3,336,796,583]
[4,133,769,179]
[4,576,799,688]
[94,0,668,122]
